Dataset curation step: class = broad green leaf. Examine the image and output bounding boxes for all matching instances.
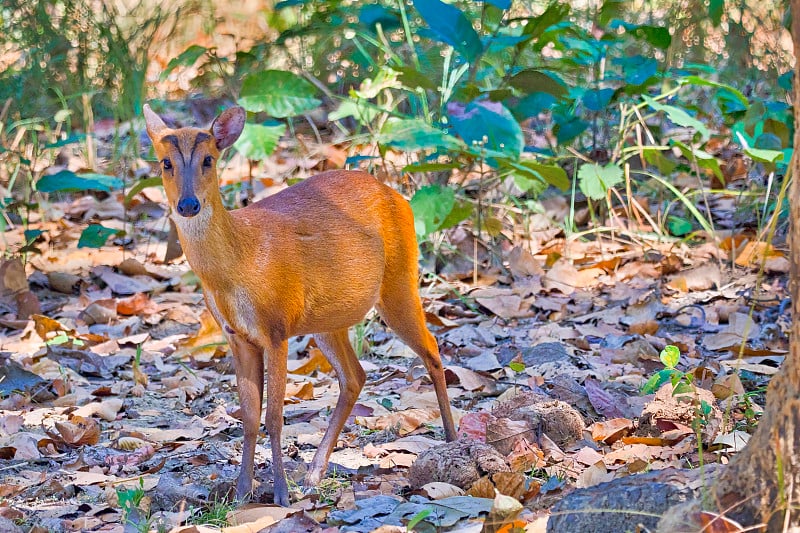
[642,148,677,175]
[745,147,784,164]
[508,362,526,373]
[682,76,749,107]
[578,163,623,200]
[160,45,208,81]
[506,160,569,191]
[410,184,455,236]
[667,216,693,237]
[233,123,286,161]
[394,66,439,91]
[124,176,163,207]
[609,21,671,49]
[671,139,723,183]
[484,0,511,9]
[582,88,615,112]
[643,94,709,142]
[379,118,463,151]
[615,55,658,86]
[520,3,570,42]
[553,115,589,144]
[448,100,523,157]
[439,198,473,230]
[642,368,677,394]
[513,92,557,119]
[329,100,380,125]
[508,69,567,98]
[660,345,681,369]
[78,224,120,248]
[24,229,44,243]
[708,0,724,26]
[355,67,401,99]
[238,70,321,117]
[37,170,123,193]
[414,0,482,61]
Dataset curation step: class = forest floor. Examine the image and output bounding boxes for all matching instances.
[0,106,789,532]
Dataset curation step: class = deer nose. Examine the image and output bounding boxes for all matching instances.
[176,196,201,217]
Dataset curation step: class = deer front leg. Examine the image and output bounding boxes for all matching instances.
[229,335,265,501]
[264,338,290,506]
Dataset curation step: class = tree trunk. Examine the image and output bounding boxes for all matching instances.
[712,4,800,529]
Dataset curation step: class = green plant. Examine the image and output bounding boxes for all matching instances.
[641,345,693,395]
[191,498,236,528]
[117,477,148,531]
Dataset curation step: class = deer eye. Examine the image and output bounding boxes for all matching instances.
[203,155,213,168]
[162,158,173,170]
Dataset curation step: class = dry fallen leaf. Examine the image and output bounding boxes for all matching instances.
[590,418,634,444]
[47,415,101,447]
[355,408,441,435]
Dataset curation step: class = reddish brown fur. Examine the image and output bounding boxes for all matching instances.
[143,105,457,505]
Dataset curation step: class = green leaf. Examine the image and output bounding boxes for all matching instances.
[410,185,455,236]
[37,170,123,193]
[233,123,286,161]
[671,139,723,183]
[513,92,557,119]
[402,162,460,173]
[44,133,85,149]
[615,55,658,86]
[407,508,433,530]
[643,95,709,142]
[394,66,439,92]
[379,118,463,151]
[582,88,615,112]
[553,115,589,144]
[508,69,567,98]
[329,100,381,126]
[439,198,472,230]
[238,70,321,117]
[124,176,163,207]
[520,3,570,42]
[745,147,784,164]
[708,0,724,26]
[78,224,120,248]
[414,0,482,61]
[484,0,510,9]
[578,163,623,200]
[506,160,570,192]
[667,216,692,237]
[24,229,44,243]
[682,76,749,108]
[660,345,681,369]
[160,45,208,81]
[642,368,677,394]
[448,100,523,157]
[508,361,526,373]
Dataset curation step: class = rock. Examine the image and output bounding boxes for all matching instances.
[408,439,510,490]
[547,466,719,533]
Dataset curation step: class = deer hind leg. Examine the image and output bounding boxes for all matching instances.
[376,274,458,442]
[305,328,366,487]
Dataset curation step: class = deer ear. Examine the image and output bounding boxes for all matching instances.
[143,104,167,140]
[211,106,246,150]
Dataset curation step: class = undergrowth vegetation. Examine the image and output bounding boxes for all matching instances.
[0,0,793,265]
